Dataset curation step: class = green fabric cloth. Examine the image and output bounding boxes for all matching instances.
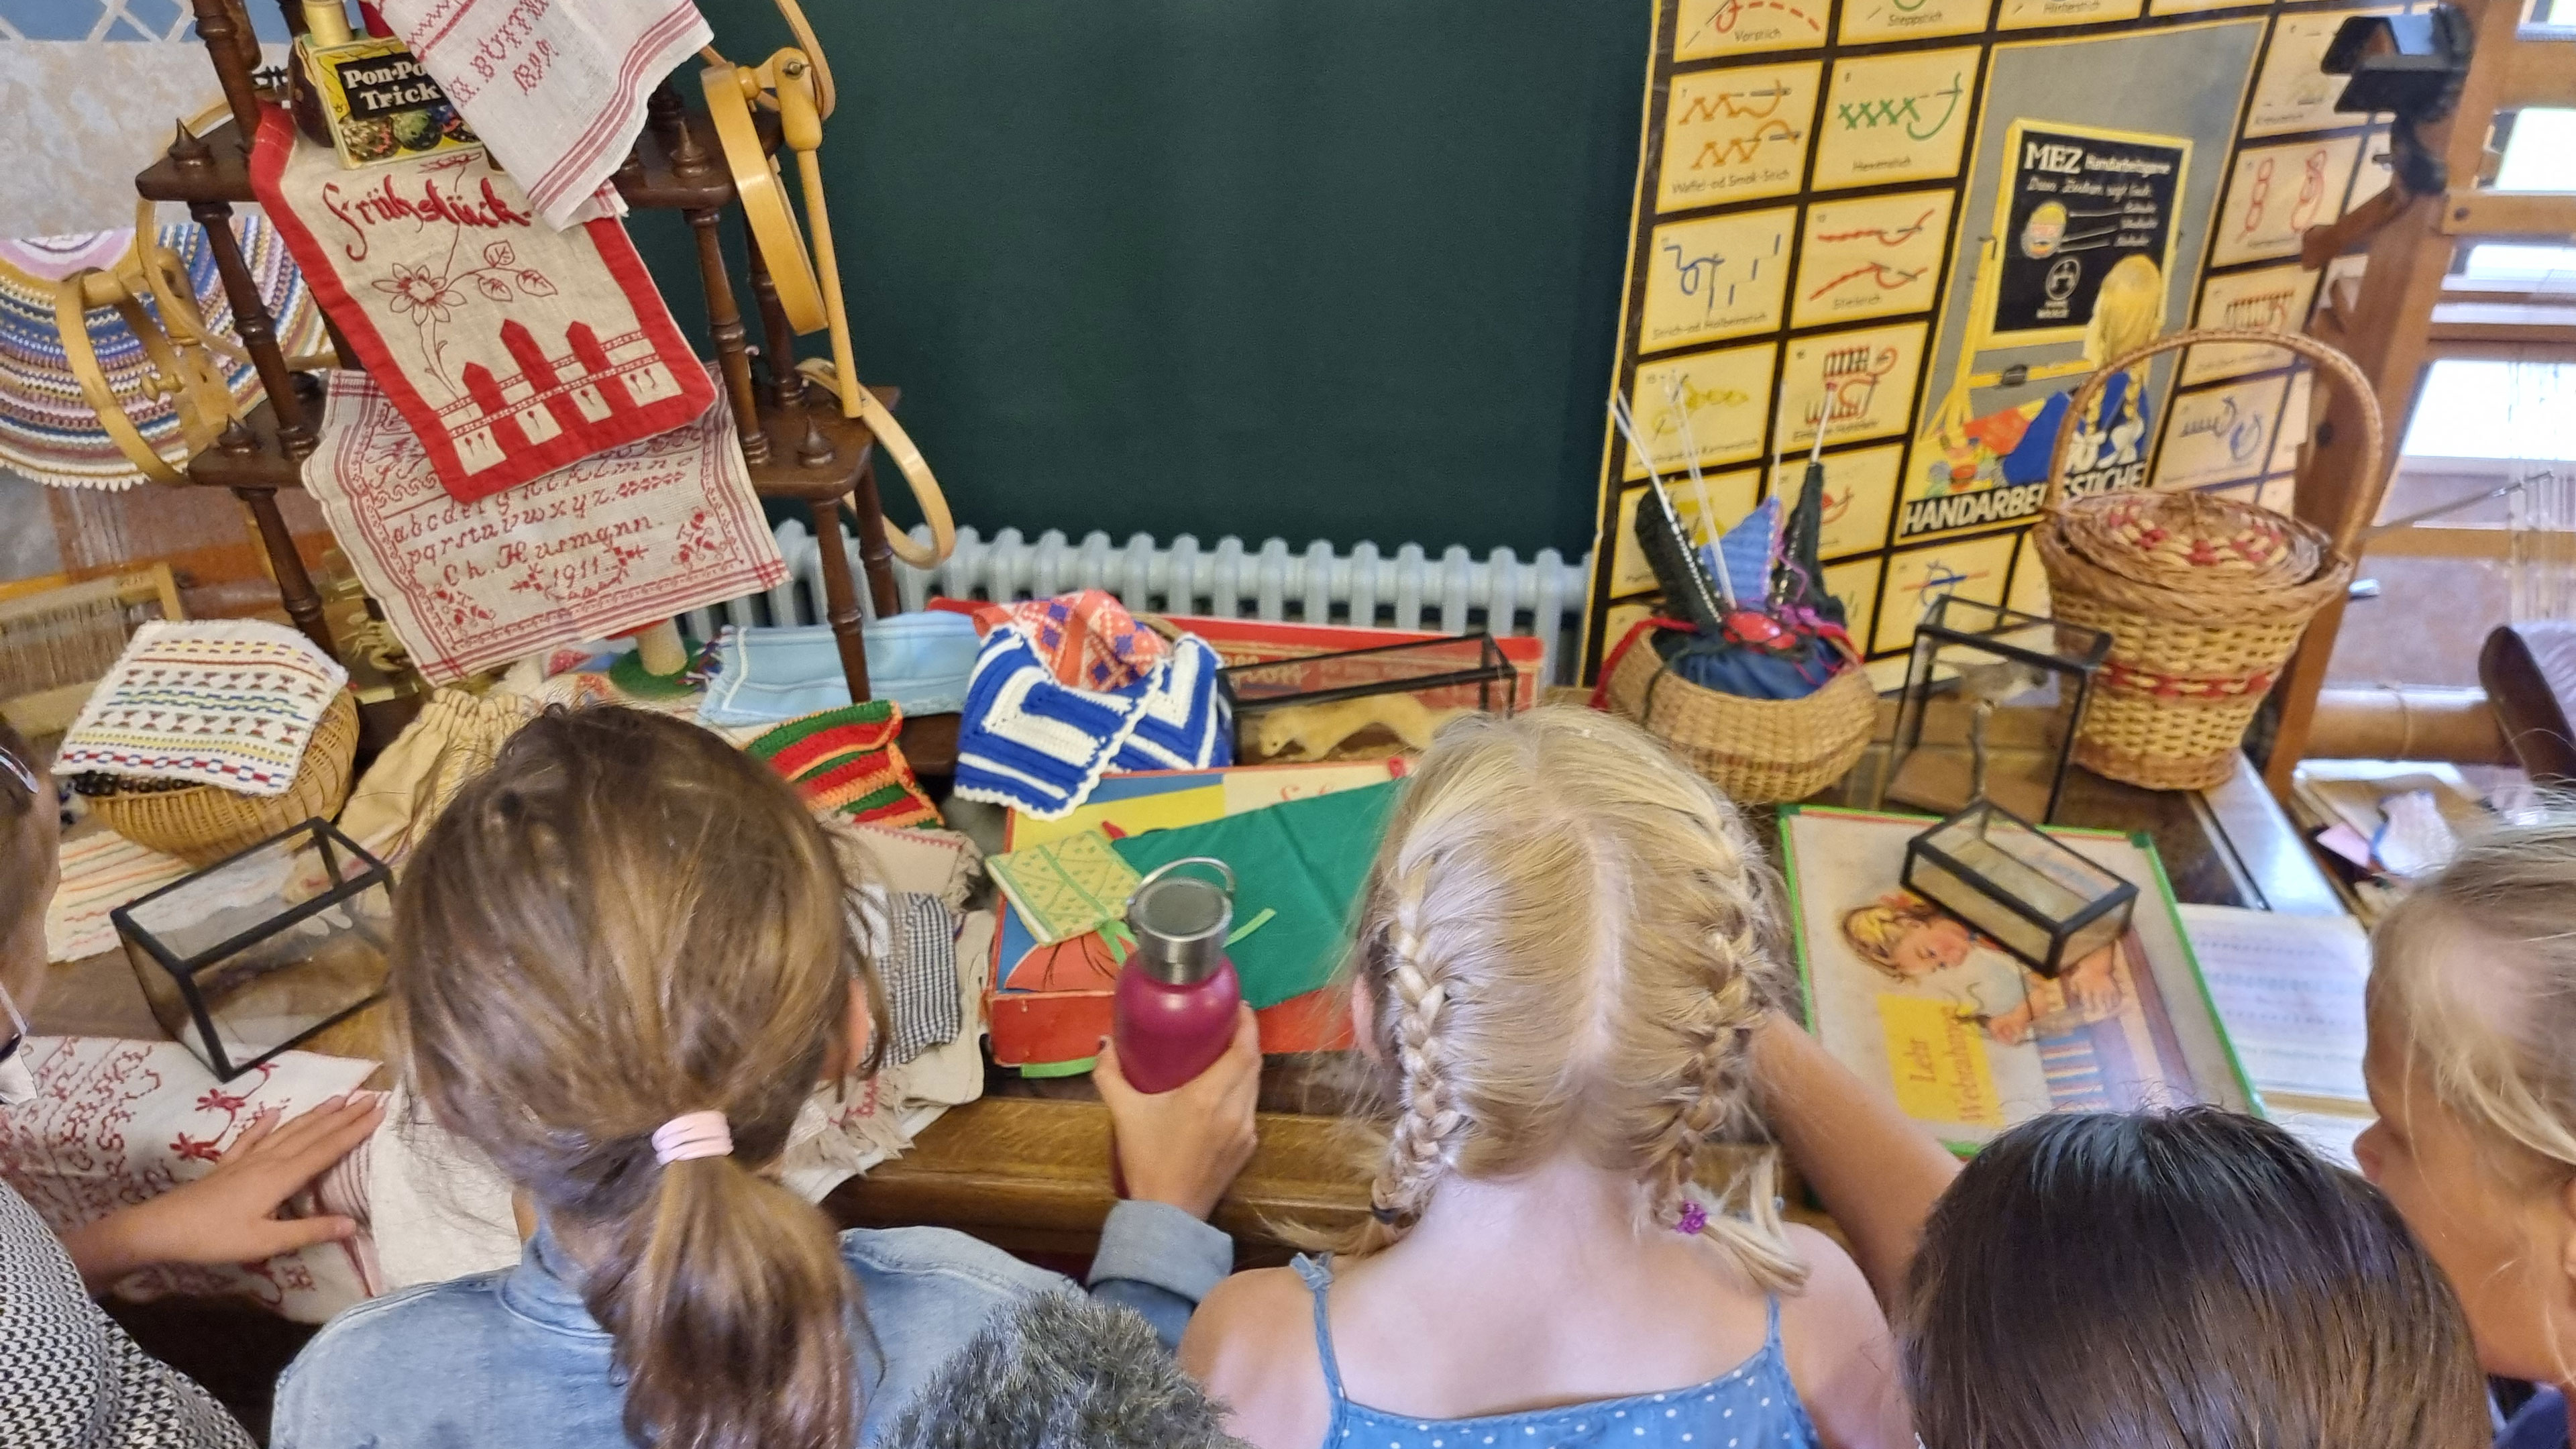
[1110,780,1405,1010]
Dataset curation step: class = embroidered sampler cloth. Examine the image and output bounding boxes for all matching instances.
[373,0,710,231]
[302,362,783,686]
[250,106,714,503]
[953,616,1230,821]
[55,620,349,796]
[745,700,943,831]
[987,829,1140,948]
[0,1037,380,1323]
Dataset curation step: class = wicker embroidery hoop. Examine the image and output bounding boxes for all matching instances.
[2035,327,2385,790]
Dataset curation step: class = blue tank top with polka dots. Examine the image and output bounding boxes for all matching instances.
[1290,1254,1821,1449]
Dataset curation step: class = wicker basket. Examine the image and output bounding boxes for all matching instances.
[2036,328,2385,791]
[1600,628,1876,804]
[83,690,362,865]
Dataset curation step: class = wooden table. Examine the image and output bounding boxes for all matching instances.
[826,752,2344,1262]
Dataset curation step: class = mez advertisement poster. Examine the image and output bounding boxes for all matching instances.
[1580,0,2387,686]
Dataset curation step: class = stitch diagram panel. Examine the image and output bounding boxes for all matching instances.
[2208,135,2363,266]
[1621,341,1780,480]
[1657,64,1824,210]
[1793,190,1956,328]
[1811,48,1980,191]
[2182,263,2320,384]
[1641,207,1800,352]
[1675,0,1834,60]
[1779,321,1931,450]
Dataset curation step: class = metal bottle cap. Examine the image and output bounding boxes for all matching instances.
[1126,857,1234,986]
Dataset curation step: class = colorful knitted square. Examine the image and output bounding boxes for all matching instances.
[56,620,349,798]
[998,590,1167,692]
[747,700,941,830]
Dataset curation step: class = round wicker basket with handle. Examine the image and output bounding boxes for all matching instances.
[2036,328,2385,791]
[82,689,362,865]
[1598,621,1877,804]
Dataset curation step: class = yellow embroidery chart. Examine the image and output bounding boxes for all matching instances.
[2152,372,2290,490]
[1581,0,2383,682]
[1779,322,1930,450]
[1657,64,1823,210]
[1641,207,1800,352]
[1621,342,1778,480]
[2208,135,2364,266]
[2182,263,2321,384]
[1676,0,1833,60]
[1811,48,1980,191]
[1840,0,1996,44]
[1792,190,1955,327]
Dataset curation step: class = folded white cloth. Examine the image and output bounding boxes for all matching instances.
[374,0,712,229]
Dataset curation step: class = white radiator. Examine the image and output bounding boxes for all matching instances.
[679,523,1595,684]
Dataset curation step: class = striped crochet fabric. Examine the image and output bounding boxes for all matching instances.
[56,620,349,797]
[747,700,943,830]
[0,221,329,490]
[953,625,1230,821]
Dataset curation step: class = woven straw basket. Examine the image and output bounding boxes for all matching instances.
[85,690,362,865]
[1601,628,1876,804]
[2036,329,2385,791]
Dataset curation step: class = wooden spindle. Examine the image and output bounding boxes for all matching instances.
[192,199,316,458]
[849,455,902,619]
[809,500,872,702]
[746,231,802,408]
[242,488,335,653]
[191,0,266,138]
[686,208,766,462]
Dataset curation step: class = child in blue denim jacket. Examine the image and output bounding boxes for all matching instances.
[270,706,1260,1449]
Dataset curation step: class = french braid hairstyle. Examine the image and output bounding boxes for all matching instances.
[1328,705,1806,1293]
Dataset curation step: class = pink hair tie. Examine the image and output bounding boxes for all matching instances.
[651,1112,733,1165]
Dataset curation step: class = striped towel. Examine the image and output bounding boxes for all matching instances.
[56,621,348,797]
[747,701,943,831]
[44,829,192,963]
[953,627,1230,821]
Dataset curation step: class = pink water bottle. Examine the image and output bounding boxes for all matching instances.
[1113,858,1244,1093]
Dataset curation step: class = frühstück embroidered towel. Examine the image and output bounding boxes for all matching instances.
[374,0,710,230]
[250,105,714,504]
[56,621,350,797]
[301,361,784,686]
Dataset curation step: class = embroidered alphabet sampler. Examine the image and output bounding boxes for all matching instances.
[302,361,784,685]
[249,105,714,504]
[1579,0,2390,684]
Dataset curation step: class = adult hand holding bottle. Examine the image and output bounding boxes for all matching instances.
[1094,1005,1262,1220]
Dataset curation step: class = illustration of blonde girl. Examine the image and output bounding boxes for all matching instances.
[1839,892,2126,1046]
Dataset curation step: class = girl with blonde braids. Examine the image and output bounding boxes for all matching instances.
[1183,706,1907,1449]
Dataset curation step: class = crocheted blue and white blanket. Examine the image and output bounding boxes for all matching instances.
[953,626,1231,820]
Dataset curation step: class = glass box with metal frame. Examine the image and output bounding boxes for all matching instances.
[1888,595,2110,825]
[113,818,390,1080]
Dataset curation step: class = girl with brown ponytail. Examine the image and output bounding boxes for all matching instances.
[270,706,1261,1449]
[1181,706,1908,1449]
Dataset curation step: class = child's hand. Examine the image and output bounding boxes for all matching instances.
[62,1092,384,1290]
[1094,1006,1261,1220]
[1989,1004,2034,1046]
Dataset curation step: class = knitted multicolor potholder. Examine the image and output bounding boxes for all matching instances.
[990,590,1168,692]
[746,700,942,830]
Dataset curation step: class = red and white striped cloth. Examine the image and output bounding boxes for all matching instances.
[373,0,712,230]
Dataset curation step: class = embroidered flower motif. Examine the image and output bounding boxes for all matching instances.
[373,262,464,323]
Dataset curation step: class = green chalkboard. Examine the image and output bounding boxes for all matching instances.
[632,1,1648,557]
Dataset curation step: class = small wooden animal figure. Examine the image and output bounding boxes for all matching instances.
[1250,695,1468,762]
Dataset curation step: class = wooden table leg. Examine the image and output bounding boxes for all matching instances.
[811,500,872,702]
[850,455,903,619]
[236,484,333,655]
